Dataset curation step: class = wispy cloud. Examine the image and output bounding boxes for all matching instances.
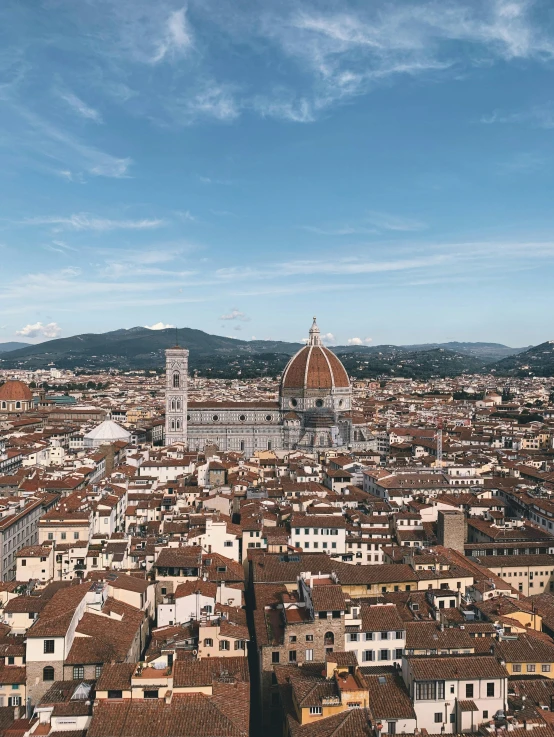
[4,0,554,133]
[216,253,450,280]
[2,103,132,178]
[151,7,193,64]
[365,211,426,232]
[23,213,165,232]
[302,211,425,235]
[252,0,554,120]
[481,104,554,129]
[59,90,103,123]
[220,309,250,321]
[302,224,378,236]
[182,84,239,122]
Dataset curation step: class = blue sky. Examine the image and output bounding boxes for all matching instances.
[2,0,554,348]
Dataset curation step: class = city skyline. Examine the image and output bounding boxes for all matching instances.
[2,0,554,346]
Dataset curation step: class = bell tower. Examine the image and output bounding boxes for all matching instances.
[165,339,188,446]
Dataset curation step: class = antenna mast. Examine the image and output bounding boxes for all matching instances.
[436,417,443,469]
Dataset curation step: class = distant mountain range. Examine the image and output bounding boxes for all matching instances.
[0,342,30,353]
[400,341,528,362]
[0,326,548,379]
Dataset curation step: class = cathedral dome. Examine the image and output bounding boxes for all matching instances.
[0,380,33,402]
[281,319,350,392]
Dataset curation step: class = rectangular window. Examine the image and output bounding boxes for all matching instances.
[73,665,85,680]
[416,681,445,700]
[309,707,322,715]
[542,665,551,673]
[61,532,66,540]
[289,650,296,662]
[305,649,314,661]
[388,723,396,735]
[395,631,403,639]
[306,634,313,642]
[381,631,389,640]
[362,650,374,662]
[513,664,522,672]
[95,665,103,678]
[434,713,442,723]
[74,532,79,540]
[379,649,390,661]
[466,684,474,698]
[44,640,55,654]
[272,652,280,664]
[144,690,158,699]
[349,633,359,642]
[486,683,494,697]
[527,664,536,673]
[483,711,489,719]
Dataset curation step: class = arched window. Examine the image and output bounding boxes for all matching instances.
[171,420,175,430]
[176,400,181,410]
[267,441,272,451]
[240,440,245,451]
[173,373,180,388]
[15,402,21,409]
[171,400,175,411]
[43,666,54,681]
[1,402,5,409]
[176,420,181,430]
[325,632,334,645]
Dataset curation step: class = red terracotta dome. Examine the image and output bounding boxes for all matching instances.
[0,380,33,402]
[282,319,349,390]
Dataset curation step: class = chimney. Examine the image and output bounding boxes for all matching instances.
[13,706,20,720]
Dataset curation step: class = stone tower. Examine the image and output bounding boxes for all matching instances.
[437,509,466,553]
[165,344,189,446]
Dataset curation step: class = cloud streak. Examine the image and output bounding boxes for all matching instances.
[59,91,103,123]
[23,213,165,232]
[220,309,250,321]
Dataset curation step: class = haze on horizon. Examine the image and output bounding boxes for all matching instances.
[2,0,554,347]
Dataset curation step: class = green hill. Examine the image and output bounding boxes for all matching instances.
[493,341,554,377]
[0,326,548,379]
